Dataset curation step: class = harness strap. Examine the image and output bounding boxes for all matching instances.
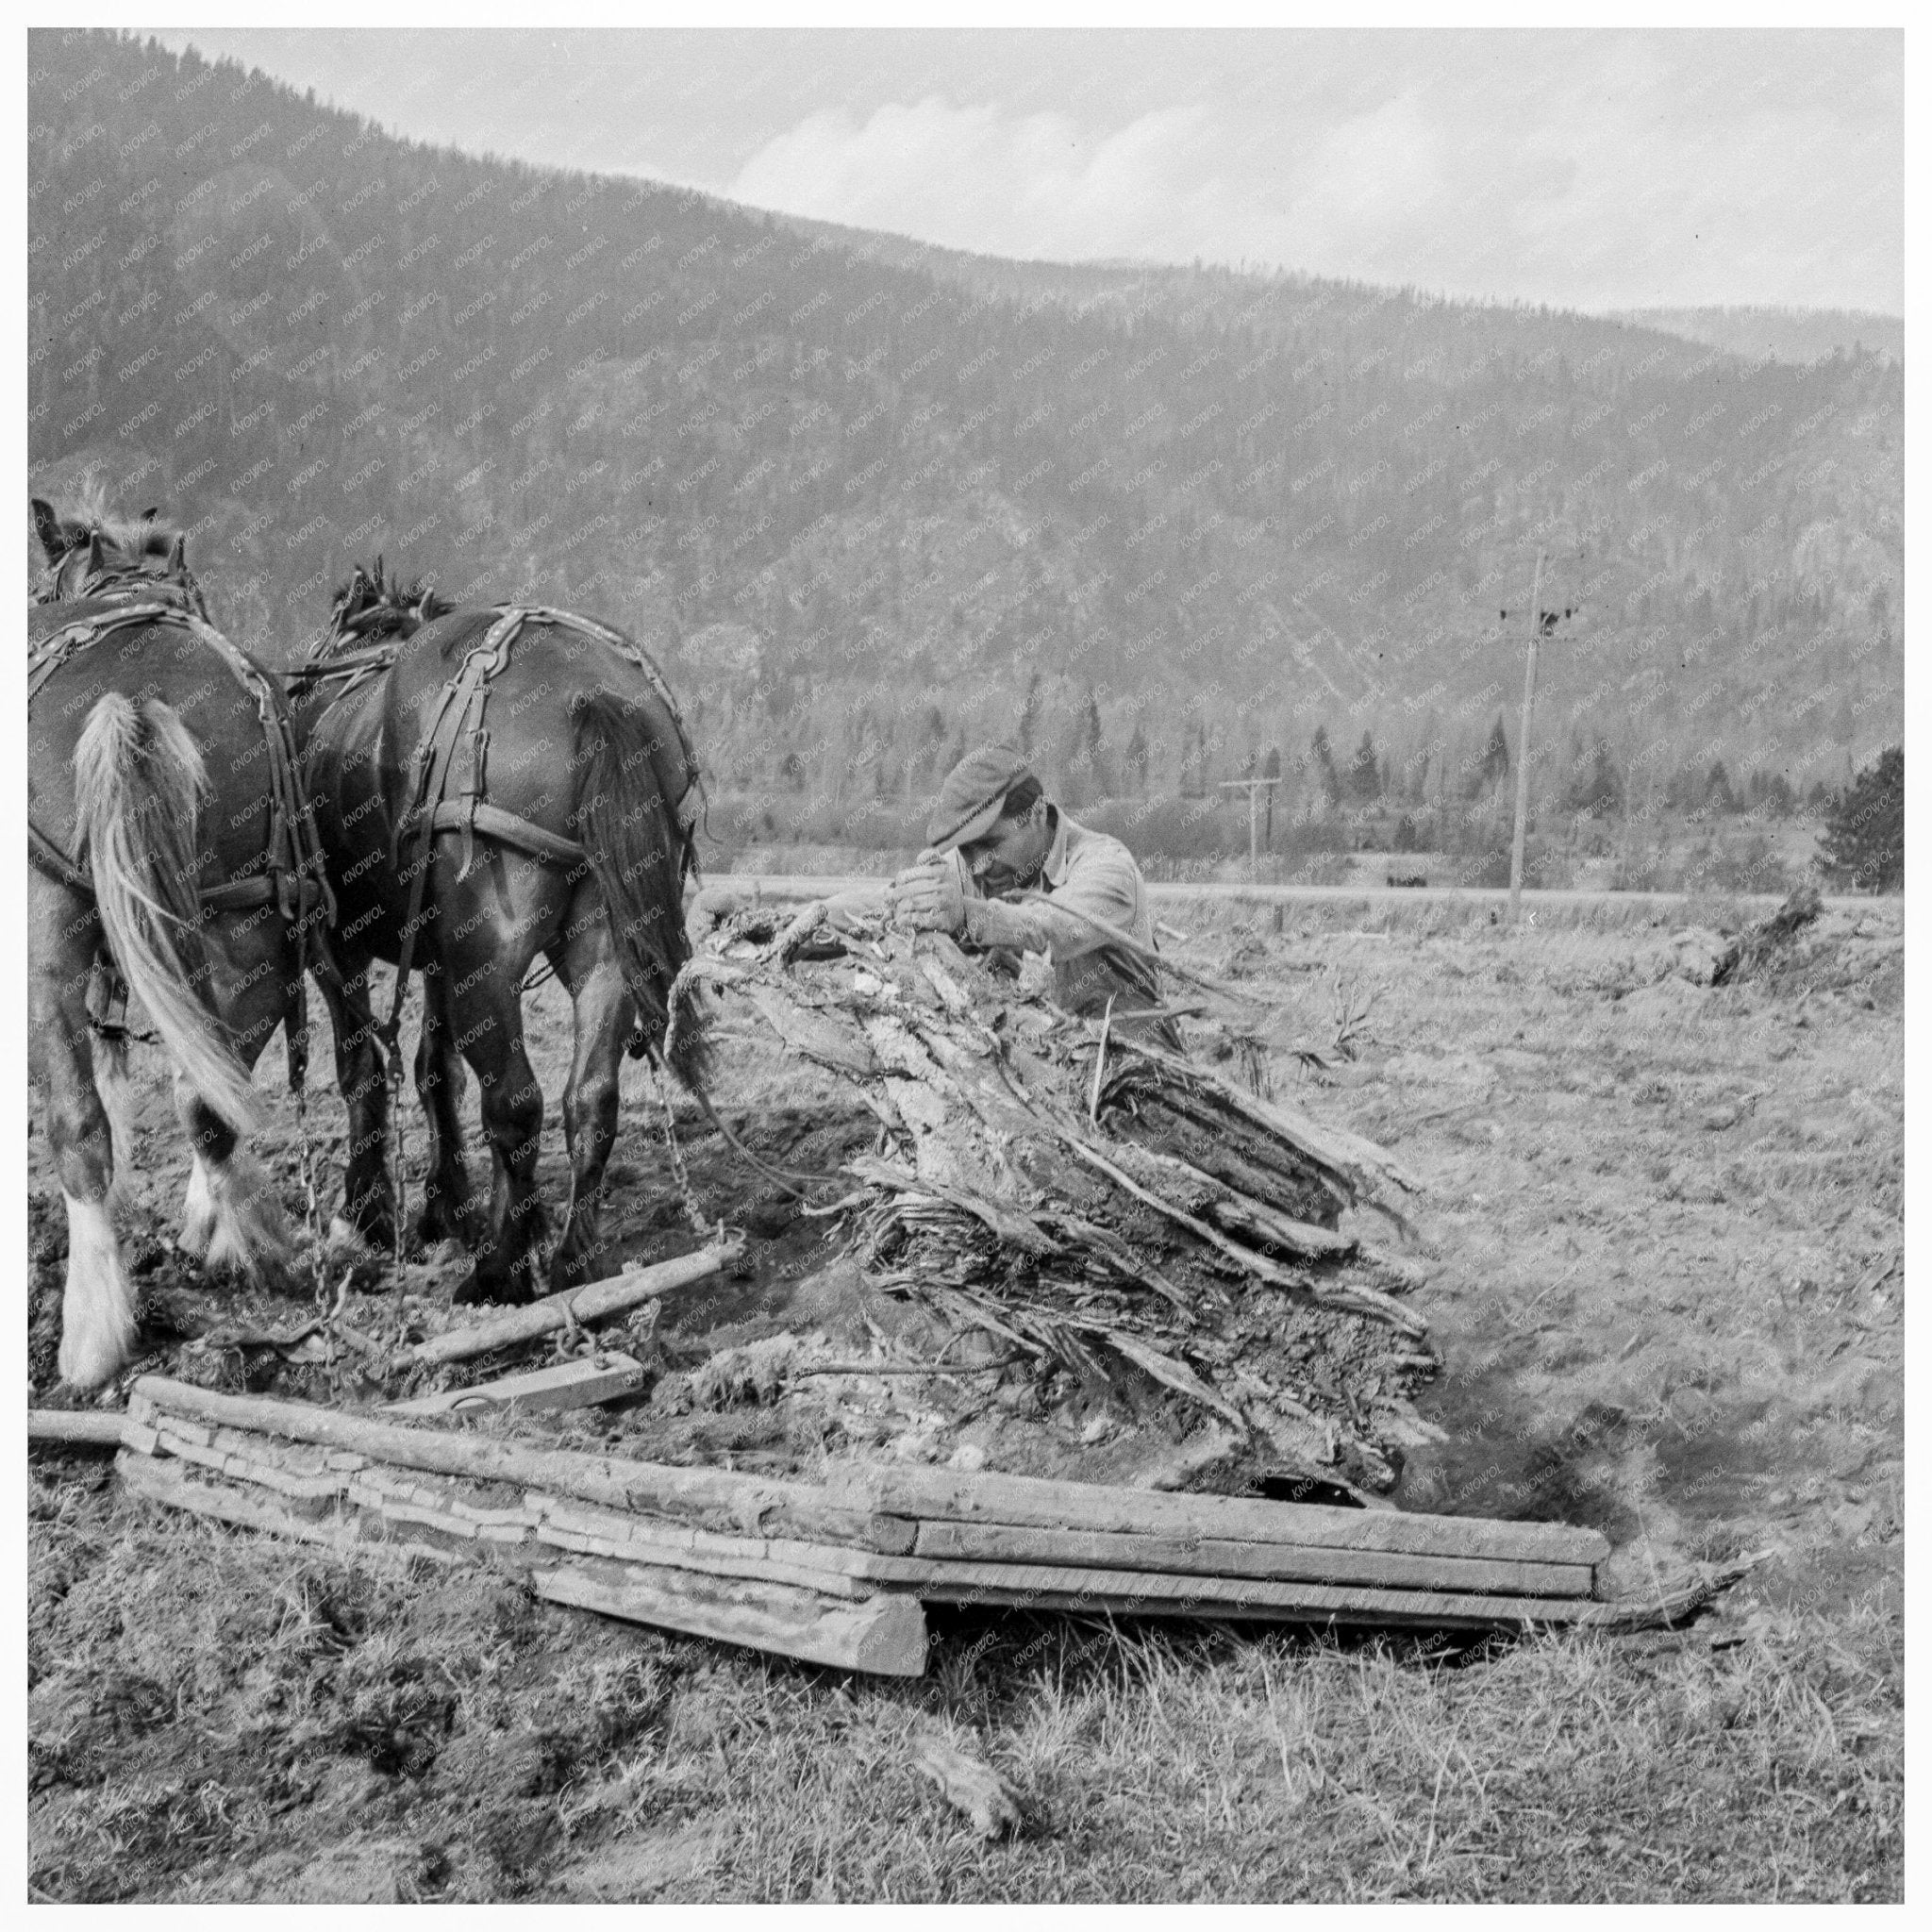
[428,798,585,870]
[27,820,95,893]
[516,605,705,834]
[456,724,491,881]
[383,608,526,1049]
[40,549,212,621]
[28,596,335,1096]
[28,605,184,705]
[284,642,399,708]
[86,958,146,1045]
[28,822,331,917]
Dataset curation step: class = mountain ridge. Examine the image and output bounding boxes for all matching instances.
[1605,307,1903,367]
[29,30,1903,827]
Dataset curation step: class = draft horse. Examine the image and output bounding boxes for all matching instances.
[288,565,709,1305]
[27,494,338,1387]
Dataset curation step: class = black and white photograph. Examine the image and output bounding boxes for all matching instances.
[24,19,1905,1904]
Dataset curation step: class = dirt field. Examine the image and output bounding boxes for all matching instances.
[27,893,1903,1901]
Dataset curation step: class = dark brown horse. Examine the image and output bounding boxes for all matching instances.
[27,492,343,1387]
[288,564,708,1305]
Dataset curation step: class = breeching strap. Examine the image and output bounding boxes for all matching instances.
[375,606,704,1057]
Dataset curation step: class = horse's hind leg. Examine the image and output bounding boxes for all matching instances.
[444,974,550,1305]
[174,919,295,1291]
[31,886,136,1388]
[547,917,637,1293]
[435,889,556,1306]
[92,1024,138,1217]
[413,965,478,1249]
[309,938,395,1253]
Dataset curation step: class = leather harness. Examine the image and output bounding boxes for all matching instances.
[42,531,216,620]
[293,605,702,1055]
[27,595,337,1076]
[28,601,335,923]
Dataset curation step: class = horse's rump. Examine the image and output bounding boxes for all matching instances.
[30,608,262,876]
[29,602,330,921]
[298,601,708,1077]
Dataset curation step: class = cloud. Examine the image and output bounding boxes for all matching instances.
[192,28,1893,314]
[726,54,1899,314]
[731,96,1218,263]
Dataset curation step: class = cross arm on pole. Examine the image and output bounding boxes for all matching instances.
[1218,777,1281,882]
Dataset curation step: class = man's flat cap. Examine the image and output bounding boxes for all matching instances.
[924,742,1037,853]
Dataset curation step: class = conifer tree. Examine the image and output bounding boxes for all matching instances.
[1817,746,1903,891]
[1468,715,1510,798]
[1311,724,1342,807]
[1349,730,1383,801]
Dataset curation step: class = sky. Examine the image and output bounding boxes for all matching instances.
[156,27,1903,317]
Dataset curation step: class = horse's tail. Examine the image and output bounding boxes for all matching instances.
[569,689,710,1091]
[74,693,261,1138]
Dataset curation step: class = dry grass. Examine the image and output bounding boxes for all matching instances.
[27,909,1903,1901]
[28,1472,1902,1902]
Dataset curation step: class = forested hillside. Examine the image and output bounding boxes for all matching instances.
[29,31,1903,858]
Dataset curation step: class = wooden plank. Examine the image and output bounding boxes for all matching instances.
[146,1417,874,1602]
[408,1242,738,1367]
[901,1560,1600,1629]
[534,1554,927,1678]
[137,1377,1607,1570]
[155,1429,233,1475]
[910,1522,1597,1599]
[208,1430,333,1480]
[924,1582,1593,1632]
[122,1438,1588,1634]
[168,1457,527,1571]
[527,1495,874,1600]
[449,1497,540,1530]
[118,1449,359,1556]
[132,1376,917,1554]
[149,1409,212,1446]
[27,1409,125,1448]
[383,1354,645,1419]
[530,1523,870,1599]
[221,1456,343,1518]
[827,1463,1608,1568]
[500,1503,1596,1608]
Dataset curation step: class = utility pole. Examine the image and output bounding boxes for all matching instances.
[1499,552,1545,927]
[1219,776,1281,883]
[1507,548,1545,925]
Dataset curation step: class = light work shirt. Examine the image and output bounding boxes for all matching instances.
[961,808,1176,1041]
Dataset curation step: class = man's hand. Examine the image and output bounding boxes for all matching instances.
[890,852,966,934]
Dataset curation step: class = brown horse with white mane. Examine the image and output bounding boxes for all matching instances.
[27,493,348,1387]
[287,564,708,1305]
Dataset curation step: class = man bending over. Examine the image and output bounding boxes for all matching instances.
[891,743,1181,1050]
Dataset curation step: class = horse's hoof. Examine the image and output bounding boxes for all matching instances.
[414,1198,478,1253]
[338,1191,398,1256]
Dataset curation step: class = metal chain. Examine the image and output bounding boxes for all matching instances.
[651,1059,715,1241]
[387,1021,408,1283]
[293,1077,330,1308]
